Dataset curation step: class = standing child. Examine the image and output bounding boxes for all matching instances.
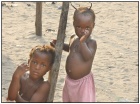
[7,45,55,102]
[50,3,97,102]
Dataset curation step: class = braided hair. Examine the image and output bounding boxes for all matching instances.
[71,3,95,23]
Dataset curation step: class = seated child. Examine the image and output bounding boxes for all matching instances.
[7,45,55,102]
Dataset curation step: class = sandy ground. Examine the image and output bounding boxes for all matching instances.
[2,2,138,102]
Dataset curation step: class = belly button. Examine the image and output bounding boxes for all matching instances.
[69,70,71,72]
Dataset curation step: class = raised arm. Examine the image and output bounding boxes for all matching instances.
[80,40,97,61]
[8,74,21,101]
[8,63,28,101]
[79,32,97,61]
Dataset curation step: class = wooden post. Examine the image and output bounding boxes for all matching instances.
[35,2,42,36]
[47,2,69,102]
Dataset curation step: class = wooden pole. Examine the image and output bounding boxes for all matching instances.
[47,2,69,102]
[35,2,42,36]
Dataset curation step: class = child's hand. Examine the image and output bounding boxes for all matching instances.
[80,30,90,43]
[50,39,57,48]
[13,63,29,78]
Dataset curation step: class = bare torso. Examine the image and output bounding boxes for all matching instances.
[66,36,96,80]
[19,73,48,101]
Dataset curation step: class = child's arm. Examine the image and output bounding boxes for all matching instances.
[80,41,97,61]
[7,74,20,101]
[79,33,97,61]
[50,35,76,52]
[50,40,69,52]
[8,63,28,101]
[15,93,28,102]
[29,82,50,102]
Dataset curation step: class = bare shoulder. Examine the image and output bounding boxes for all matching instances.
[69,34,76,46]
[39,81,50,90]
[34,81,50,95]
[88,39,97,50]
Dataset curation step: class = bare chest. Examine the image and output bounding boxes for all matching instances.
[20,77,43,101]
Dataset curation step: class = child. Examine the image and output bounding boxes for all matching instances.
[7,45,55,102]
[50,3,97,102]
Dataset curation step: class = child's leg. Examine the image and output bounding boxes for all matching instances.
[79,72,96,102]
[62,73,96,102]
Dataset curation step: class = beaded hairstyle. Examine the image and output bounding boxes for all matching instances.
[71,2,92,10]
[71,2,95,23]
[29,45,55,65]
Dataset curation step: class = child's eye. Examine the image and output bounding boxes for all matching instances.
[86,27,90,30]
[41,64,46,67]
[32,61,37,64]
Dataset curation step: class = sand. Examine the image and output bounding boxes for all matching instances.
[2,2,138,102]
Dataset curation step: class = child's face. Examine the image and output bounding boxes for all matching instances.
[73,14,94,39]
[28,51,52,80]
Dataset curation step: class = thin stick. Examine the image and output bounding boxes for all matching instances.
[35,2,42,36]
[47,2,69,102]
